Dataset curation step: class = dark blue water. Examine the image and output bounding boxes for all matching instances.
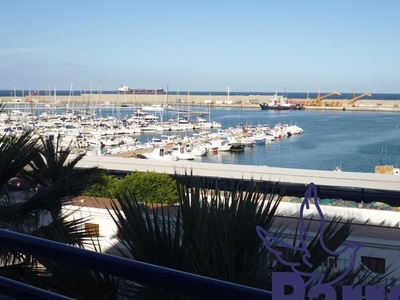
[138,108,400,173]
[1,90,399,100]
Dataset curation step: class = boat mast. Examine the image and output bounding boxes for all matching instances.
[98,80,103,117]
[165,84,169,122]
[67,80,73,114]
[134,89,136,110]
[187,86,190,122]
[208,92,211,122]
[88,83,93,117]
[177,87,181,121]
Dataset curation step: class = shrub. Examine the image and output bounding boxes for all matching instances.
[116,171,178,204]
[83,172,178,204]
[82,174,120,198]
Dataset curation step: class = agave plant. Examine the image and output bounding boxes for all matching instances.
[108,172,285,299]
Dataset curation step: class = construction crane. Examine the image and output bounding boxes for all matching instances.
[346,92,372,106]
[24,90,37,103]
[305,91,341,106]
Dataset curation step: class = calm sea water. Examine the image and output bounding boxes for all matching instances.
[137,108,400,173]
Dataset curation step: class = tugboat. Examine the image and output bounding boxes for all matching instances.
[260,92,305,110]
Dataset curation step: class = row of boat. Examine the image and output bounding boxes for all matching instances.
[107,122,304,161]
[0,107,304,161]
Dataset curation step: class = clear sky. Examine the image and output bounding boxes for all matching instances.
[1,1,399,93]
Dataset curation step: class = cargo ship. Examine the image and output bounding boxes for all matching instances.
[118,85,165,95]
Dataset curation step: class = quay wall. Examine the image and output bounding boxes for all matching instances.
[2,94,400,112]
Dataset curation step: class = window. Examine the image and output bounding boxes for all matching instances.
[361,256,385,274]
[85,223,100,237]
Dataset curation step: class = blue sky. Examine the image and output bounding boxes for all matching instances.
[1,1,399,93]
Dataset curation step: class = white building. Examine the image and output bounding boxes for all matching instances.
[63,195,400,288]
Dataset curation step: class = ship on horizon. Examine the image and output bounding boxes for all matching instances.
[118,85,165,95]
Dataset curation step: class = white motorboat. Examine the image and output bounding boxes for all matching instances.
[208,139,232,152]
[169,145,195,160]
[141,104,164,112]
[142,148,178,161]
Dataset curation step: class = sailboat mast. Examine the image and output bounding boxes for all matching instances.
[67,80,73,114]
[165,84,169,121]
[187,87,190,121]
[208,92,211,122]
[98,80,102,117]
[176,87,180,121]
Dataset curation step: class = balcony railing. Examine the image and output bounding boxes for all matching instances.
[0,229,272,299]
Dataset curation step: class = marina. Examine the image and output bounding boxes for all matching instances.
[1,98,400,174]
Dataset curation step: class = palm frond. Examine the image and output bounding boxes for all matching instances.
[110,172,283,295]
[0,132,39,188]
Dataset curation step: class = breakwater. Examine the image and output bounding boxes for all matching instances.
[2,94,400,112]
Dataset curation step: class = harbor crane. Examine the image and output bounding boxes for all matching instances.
[346,92,372,106]
[24,90,37,102]
[305,91,341,106]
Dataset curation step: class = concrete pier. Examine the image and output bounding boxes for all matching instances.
[2,94,400,112]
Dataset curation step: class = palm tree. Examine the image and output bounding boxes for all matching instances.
[20,134,105,221]
[0,131,120,299]
[109,173,283,299]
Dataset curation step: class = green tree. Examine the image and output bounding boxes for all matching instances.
[82,174,121,198]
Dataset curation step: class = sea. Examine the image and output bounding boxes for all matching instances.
[2,90,400,174]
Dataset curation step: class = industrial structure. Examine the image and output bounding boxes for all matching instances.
[304,90,373,108]
[305,91,341,106]
[346,92,372,106]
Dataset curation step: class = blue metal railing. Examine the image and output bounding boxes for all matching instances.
[0,275,72,300]
[0,229,272,299]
